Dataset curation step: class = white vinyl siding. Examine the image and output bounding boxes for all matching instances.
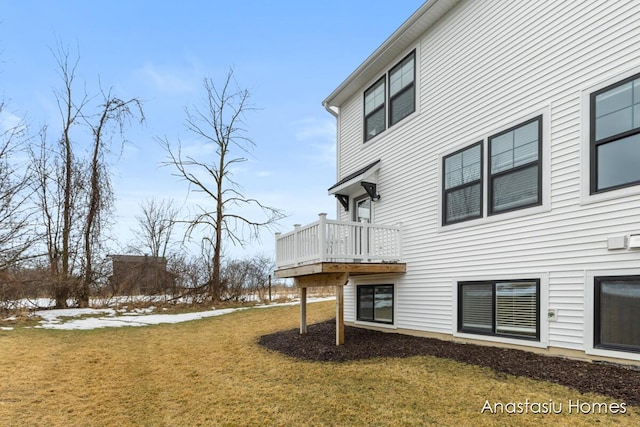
[336,0,640,361]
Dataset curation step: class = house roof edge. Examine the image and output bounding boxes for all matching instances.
[322,0,460,110]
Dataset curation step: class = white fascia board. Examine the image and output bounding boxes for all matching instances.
[322,0,461,110]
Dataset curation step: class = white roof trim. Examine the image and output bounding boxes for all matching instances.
[322,0,461,110]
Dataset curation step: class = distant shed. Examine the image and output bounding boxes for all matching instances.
[110,255,171,295]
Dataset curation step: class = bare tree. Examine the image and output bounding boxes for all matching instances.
[79,90,143,307]
[30,45,143,307]
[159,70,285,302]
[220,255,274,302]
[0,102,35,270]
[246,255,274,301]
[56,46,90,300]
[131,198,179,259]
[29,45,93,308]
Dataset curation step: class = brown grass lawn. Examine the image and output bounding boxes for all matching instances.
[0,300,638,426]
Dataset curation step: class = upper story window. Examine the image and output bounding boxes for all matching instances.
[389,52,416,126]
[364,77,386,141]
[443,142,483,225]
[442,116,543,225]
[489,117,542,214]
[363,51,416,142]
[591,73,640,193]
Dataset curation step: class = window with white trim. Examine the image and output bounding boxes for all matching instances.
[363,51,415,142]
[442,116,542,225]
[357,284,394,324]
[364,77,386,141]
[590,73,640,193]
[389,52,415,126]
[458,280,539,340]
[594,276,640,353]
[489,117,542,214]
[443,142,482,224]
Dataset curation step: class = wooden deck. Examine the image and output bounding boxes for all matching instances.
[275,262,406,346]
[275,216,405,346]
[274,261,407,279]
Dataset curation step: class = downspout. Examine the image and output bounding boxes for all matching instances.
[323,101,341,221]
[322,101,347,346]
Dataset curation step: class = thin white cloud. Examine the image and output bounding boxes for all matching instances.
[294,117,335,142]
[294,117,336,166]
[137,62,197,94]
[0,110,26,135]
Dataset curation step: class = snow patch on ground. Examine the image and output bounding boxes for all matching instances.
[19,297,335,331]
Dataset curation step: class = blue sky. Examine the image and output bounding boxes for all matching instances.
[0,0,424,260]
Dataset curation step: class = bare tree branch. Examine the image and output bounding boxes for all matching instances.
[159,69,285,301]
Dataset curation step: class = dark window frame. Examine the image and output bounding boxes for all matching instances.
[457,279,540,341]
[442,141,484,225]
[442,116,544,226]
[356,284,394,324]
[594,275,640,354]
[590,72,640,194]
[488,115,543,215]
[363,76,386,142]
[388,51,416,127]
[362,50,416,143]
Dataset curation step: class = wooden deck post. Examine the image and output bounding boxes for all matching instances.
[336,284,344,345]
[300,286,307,334]
[291,272,352,345]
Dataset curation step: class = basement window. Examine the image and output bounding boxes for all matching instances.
[357,284,394,324]
[458,280,540,340]
[594,276,640,353]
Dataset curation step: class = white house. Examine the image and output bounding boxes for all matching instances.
[275,0,640,365]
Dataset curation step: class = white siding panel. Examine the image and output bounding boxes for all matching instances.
[332,0,640,360]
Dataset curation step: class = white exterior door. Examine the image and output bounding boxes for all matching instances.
[354,196,371,223]
[353,196,371,258]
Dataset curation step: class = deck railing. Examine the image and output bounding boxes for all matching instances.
[275,213,403,269]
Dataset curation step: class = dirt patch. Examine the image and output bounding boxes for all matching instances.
[258,319,640,406]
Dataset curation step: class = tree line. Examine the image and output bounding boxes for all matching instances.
[0,45,284,310]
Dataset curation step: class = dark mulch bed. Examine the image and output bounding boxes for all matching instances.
[258,319,640,406]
